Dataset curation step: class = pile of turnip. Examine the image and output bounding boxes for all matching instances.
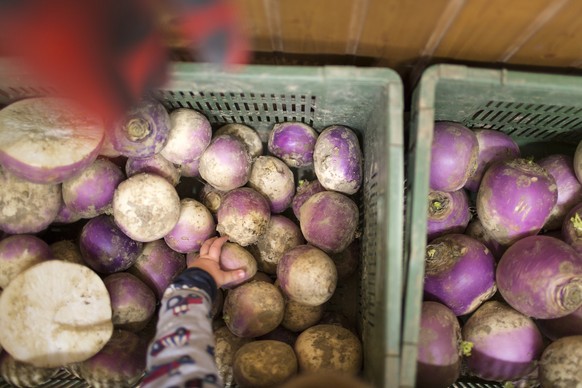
[419,121,582,387]
[0,97,365,387]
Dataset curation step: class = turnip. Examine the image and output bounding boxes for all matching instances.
[103,272,156,332]
[53,201,82,224]
[0,97,104,184]
[465,218,506,260]
[424,234,496,316]
[112,173,181,242]
[282,299,324,332]
[0,234,52,288]
[62,158,125,218]
[416,301,461,388]
[497,235,582,319]
[0,167,61,234]
[299,191,358,253]
[164,198,216,254]
[427,189,470,241]
[233,340,298,387]
[313,125,363,195]
[538,335,582,387]
[50,240,83,265]
[573,137,582,183]
[561,201,582,255]
[216,187,271,246]
[160,108,212,165]
[214,325,252,386]
[257,326,298,346]
[464,129,520,192]
[0,261,113,367]
[223,281,285,338]
[462,301,544,382]
[248,156,295,213]
[199,134,252,191]
[78,329,147,388]
[331,240,360,282]
[538,154,582,230]
[199,183,225,214]
[277,244,337,307]
[294,324,362,375]
[291,179,325,220]
[477,158,558,245]
[99,131,122,158]
[268,122,318,168]
[110,98,170,158]
[537,304,582,341]
[128,239,186,299]
[215,123,263,160]
[250,215,304,275]
[0,351,58,387]
[79,215,143,274]
[125,154,180,186]
[178,157,201,178]
[430,121,478,192]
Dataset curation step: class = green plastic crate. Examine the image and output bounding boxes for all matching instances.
[401,64,582,388]
[0,62,404,388]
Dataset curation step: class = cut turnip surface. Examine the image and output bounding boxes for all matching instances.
[0,260,113,367]
[112,173,181,242]
[0,97,105,184]
[0,166,61,234]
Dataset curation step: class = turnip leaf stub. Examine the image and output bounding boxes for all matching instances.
[0,261,113,367]
[0,97,104,184]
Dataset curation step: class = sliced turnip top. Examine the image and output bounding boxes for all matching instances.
[0,261,113,367]
[0,97,105,184]
[113,173,181,242]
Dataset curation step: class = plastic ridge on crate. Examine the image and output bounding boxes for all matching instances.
[0,61,405,388]
[402,63,582,388]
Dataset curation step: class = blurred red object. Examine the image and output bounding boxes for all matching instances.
[0,0,248,124]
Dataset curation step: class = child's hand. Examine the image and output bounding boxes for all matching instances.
[187,236,246,288]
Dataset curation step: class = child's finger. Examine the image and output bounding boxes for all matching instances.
[220,269,246,288]
[208,236,229,259]
[199,236,219,256]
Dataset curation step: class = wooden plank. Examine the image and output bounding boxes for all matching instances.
[238,0,273,52]
[508,0,582,67]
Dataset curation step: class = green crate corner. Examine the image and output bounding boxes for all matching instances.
[0,61,405,388]
[401,64,582,388]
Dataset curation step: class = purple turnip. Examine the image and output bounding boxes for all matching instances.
[112,173,181,242]
[537,304,582,341]
[538,154,582,230]
[216,187,271,246]
[416,301,461,388]
[160,108,211,165]
[179,157,201,178]
[250,215,304,275]
[53,202,82,224]
[299,191,358,254]
[462,301,544,382]
[0,97,104,184]
[497,235,582,319]
[424,234,496,316]
[291,179,325,220]
[464,129,520,192]
[62,158,125,218]
[277,244,337,307]
[248,156,295,213]
[110,98,170,159]
[313,125,363,195]
[79,215,143,274]
[464,218,506,261]
[477,158,558,245]
[103,272,156,332]
[561,201,582,255]
[538,335,582,388]
[0,167,61,234]
[199,134,252,191]
[268,122,317,168]
[0,234,52,288]
[430,121,478,192]
[125,154,180,186]
[215,123,263,159]
[427,189,470,241]
[164,198,216,254]
[128,239,186,299]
